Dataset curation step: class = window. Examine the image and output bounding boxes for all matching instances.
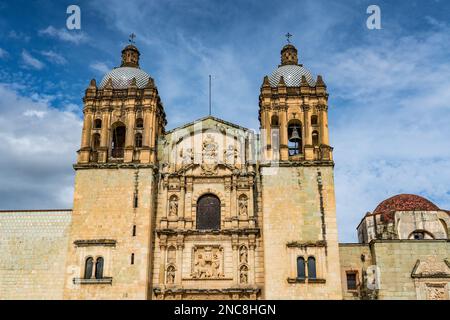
[94,119,102,129]
[136,118,143,128]
[95,257,104,279]
[133,193,138,208]
[132,225,136,237]
[288,120,302,155]
[346,272,357,290]
[307,257,316,279]
[131,253,135,265]
[311,115,318,126]
[111,123,126,158]
[312,130,319,147]
[135,133,143,148]
[196,194,221,230]
[297,257,305,279]
[84,257,94,279]
[413,232,425,240]
[271,115,279,127]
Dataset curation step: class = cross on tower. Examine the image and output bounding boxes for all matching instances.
[129,33,136,44]
[285,32,292,43]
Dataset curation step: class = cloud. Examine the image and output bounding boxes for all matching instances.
[0,83,81,209]
[21,50,45,70]
[0,48,8,59]
[89,62,110,74]
[40,50,67,65]
[39,26,88,44]
[8,30,31,42]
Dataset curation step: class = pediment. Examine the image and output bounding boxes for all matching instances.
[411,257,450,278]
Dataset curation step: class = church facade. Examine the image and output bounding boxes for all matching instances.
[0,42,449,300]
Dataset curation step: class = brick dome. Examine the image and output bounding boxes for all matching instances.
[372,194,440,221]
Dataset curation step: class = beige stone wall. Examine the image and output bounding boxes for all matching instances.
[63,167,156,300]
[338,243,372,300]
[261,165,342,299]
[0,210,71,299]
[371,240,450,300]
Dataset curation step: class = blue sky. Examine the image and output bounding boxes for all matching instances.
[0,0,449,242]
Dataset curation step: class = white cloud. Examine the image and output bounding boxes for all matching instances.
[39,26,88,44]
[8,30,31,42]
[21,50,45,70]
[0,83,81,209]
[40,50,67,65]
[0,48,8,59]
[89,62,110,74]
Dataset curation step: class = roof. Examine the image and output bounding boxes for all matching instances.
[370,194,441,221]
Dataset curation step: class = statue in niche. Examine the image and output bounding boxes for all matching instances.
[201,134,219,175]
[212,253,221,277]
[166,265,175,284]
[168,196,178,217]
[239,246,248,264]
[238,196,248,217]
[240,265,248,284]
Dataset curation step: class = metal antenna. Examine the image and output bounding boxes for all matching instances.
[209,75,212,116]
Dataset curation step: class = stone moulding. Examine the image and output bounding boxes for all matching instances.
[153,287,260,295]
[287,277,326,284]
[411,258,450,279]
[73,163,158,170]
[74,239,117,247]
[286,240,327,248]
[73,277,113,285]
[259,160,334,168]
[156,228,260,236]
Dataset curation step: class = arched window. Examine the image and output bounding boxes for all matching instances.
[307,257,316,279]
[271,115,279,127]
[288,120,302,156]
[94,119,102,129]
[84,257,94,279]
[297,257,305,279]
[95,257,104,279]
[196,194,221,230]
[136,118,144,129]
[111,123,126,158]
[135,133,143,148]
[311,115,318,126]
[312,130,319,147]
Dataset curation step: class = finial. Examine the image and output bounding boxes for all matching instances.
[300,75,309,87]
[316,75,326,87]
[145,77,155,88]
[285,32,292,44]
[278,75,286,86]
[262,75,270,87]
[88,78,97,88]
[104,77,113,89]
[129,33,136,44]
[129,77,137,88]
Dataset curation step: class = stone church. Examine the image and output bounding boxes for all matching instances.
[0,42,449,300]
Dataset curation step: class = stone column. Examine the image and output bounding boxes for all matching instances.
[124,106,135,162]
[232,237,239,286]
[176,240,184,285]
[99,109,110,163]
[279,107,288,160]
[159,239,167,286]
[249,242,256,285]
[319,105,329,145]
[178,178,185,229]
[78,108,93,163]
[303,104,314,160]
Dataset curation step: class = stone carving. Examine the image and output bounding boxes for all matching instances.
[201,134,219,175]
[238,195,248,217]
[180,148,194,165]
[166,265,175,284]
[426,283,447,300]
[240,265,248,284]
[191,245,224,279]
[168,196,178,217]
[239,246,248,264]
[412,256,450,278]
[224,145,239,164]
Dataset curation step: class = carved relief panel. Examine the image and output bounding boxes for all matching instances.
[191,245,225,279]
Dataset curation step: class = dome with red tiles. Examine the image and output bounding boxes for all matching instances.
[372,194,440,221]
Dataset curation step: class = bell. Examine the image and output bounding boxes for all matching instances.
[289,127,301,142]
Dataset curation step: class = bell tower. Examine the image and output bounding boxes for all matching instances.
[259,41,342,299]
[64,42,165,299]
